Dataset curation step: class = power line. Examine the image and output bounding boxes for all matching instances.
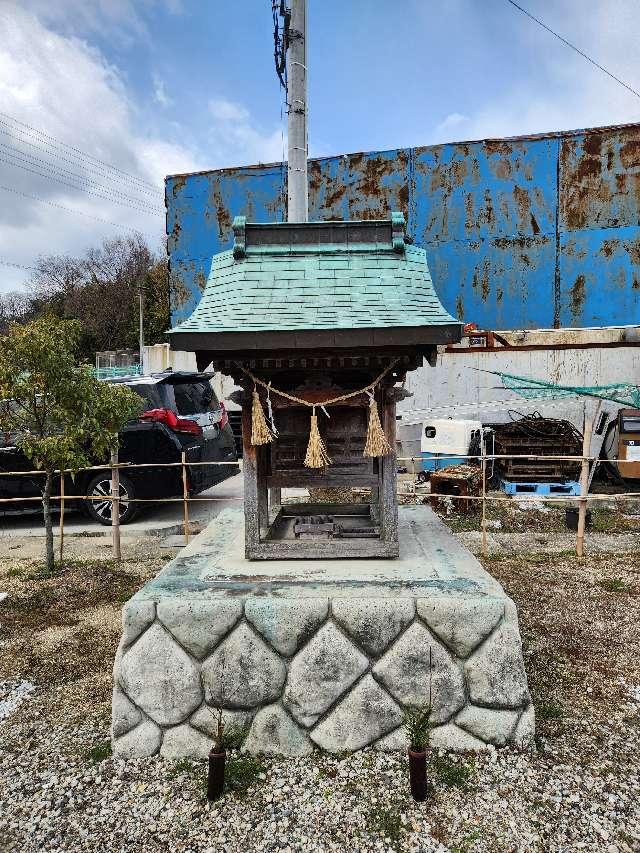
[505,0,640,101]
[0,184,160,238]
[0,125,163,201]
[0,142,164,211]
[0,111,162,192]
[0,154,163,216]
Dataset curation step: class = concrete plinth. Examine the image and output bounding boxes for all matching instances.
[112,506,534,758]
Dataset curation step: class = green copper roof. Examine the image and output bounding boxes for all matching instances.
[170,214,459,337]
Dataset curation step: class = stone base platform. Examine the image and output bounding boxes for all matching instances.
[112,506,534,758]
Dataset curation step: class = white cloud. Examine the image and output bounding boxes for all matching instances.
[153,75,172,109]
[19,0,182,46]
[207,97,284,167]
[433,112,469,140]
[427,0,640,144]
[0,5,279,292]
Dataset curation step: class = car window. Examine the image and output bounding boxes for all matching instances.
[123,383,163,410]
[172,381,218,415]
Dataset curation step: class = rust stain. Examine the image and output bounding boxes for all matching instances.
[582,133,603,157]
[570,274,586,319]
[600,240,616,258]
[451,158,468,185]
[530,214,540,234]
[208,180,232,239]
[625,238,640,266]
[484,140,512,156]
[471,263,490,302]
[308,160,322,193]
[561,128,640,230]
[620,139,640,170]
[397,181,409,211]
[171,175,187,197]
[464,193,474,230]
[477,189,495,230]
[493,157,512,180]
[512,185,531,231]
[357,155,394,198]
[169,270,191,311]
[455,293,464,320]
[325,184,347,208]
[195,270,207,293]
[496,287,504,304]
[480,261,490,302]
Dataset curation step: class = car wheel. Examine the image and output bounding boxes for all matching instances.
[84,474,139,525]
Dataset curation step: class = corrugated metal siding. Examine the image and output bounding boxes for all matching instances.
[166,123,640,331]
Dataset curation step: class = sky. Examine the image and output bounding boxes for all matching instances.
[0,0,639,293]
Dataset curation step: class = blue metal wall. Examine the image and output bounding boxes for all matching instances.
[166,123,640,331]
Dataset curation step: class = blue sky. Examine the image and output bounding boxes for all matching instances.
[1,0,639,291]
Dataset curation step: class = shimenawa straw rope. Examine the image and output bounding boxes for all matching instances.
[238,359,400,466]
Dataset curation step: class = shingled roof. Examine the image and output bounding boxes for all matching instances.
[169,213,461,352]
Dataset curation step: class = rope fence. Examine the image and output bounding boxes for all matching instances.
[1,448,638,561]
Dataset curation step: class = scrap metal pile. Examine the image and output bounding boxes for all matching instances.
[492,412,582,482]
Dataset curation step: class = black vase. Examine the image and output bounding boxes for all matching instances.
[408,749,427,802]
[207,749,226,801]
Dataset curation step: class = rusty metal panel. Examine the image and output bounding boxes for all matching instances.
[560,125,640,231]
[559,228,640,326]
[167,123,640,331]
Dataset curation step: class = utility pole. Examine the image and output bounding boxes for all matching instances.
[138,283,145,375]
[286,0,308,222]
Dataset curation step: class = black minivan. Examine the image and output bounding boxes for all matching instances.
[0,371,239,525]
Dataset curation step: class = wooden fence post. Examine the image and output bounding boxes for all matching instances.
[110,449,121,563]
[576,417,593,558]
[481,430,487,557]
[182,451,190,544]
[59,472,65,563]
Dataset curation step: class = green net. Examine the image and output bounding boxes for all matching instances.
[497,371,640,408]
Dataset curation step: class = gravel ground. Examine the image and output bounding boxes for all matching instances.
[1,543,640,852]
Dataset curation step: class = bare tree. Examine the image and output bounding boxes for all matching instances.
[28,233,169,358]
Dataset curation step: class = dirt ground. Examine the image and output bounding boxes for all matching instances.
[1,519,639,851]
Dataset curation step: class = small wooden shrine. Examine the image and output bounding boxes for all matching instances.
[169,213,462,560]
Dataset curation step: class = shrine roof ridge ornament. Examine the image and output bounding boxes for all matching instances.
[232,212,407,259]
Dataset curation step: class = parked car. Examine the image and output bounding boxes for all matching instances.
[0,371,239,525]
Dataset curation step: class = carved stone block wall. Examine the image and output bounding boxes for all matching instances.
[112,593,534,758]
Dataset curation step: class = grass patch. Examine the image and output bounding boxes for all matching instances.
[450,828,483,853]
[524,553,550,565]
[223,755,263,798]
[169,758,202,780]
[85,740,112,763]
[599,577,629,593]
[591,508,617,533]
[483,554,506,563]
[432,754,471,789]
[536,699,564,720]
[364,801,404,846]
[7,566,24,578]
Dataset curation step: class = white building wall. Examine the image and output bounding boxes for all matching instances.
[399,336,640,431]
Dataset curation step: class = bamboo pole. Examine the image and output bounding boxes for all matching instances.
[181,451,190,544]
[59,472,65,563]
[110,448,121,563]
[481,430,487,557]
[576,417,593,558]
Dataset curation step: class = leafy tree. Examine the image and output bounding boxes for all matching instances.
[0,316,142,571]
